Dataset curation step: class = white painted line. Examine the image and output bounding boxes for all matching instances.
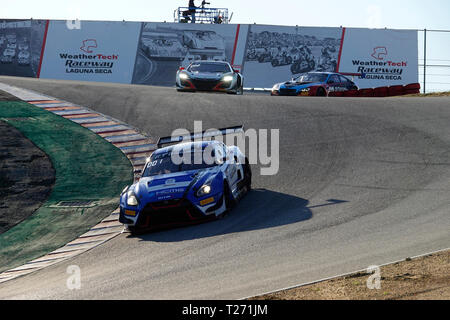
[71,117,108,124]
[34,103,77,108]
[119,143,156,151]
[0,83,53,101]
[105,134,147,143]
[80,226,124,238]
[123,146,156,154]
[130,158,148,166]
[90,125,130,133]
[52,109,89,116]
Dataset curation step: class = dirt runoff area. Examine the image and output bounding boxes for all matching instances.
[0,92,55,234]
[251,250,449,300]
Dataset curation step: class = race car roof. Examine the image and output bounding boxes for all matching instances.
[153,141,221,157]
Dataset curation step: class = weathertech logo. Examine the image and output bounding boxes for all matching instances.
[371,46,387,60]
[58,40,119,74]
[80,39,98,53]
[348,46,408,81]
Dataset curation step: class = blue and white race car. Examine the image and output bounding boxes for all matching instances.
[271,72,359,97]
[119,126,252,234]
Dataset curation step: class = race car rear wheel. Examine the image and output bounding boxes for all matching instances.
[316,87,327,97]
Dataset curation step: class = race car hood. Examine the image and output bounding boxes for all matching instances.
[188,71,230,81]
[280,81,323,90]
[134,167,219,202]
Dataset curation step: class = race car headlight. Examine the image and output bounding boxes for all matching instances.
[197,185,212,197]
[222,75,234,82]
[179,73,189,80]
[301,88,310,92]
[127,191,139,206]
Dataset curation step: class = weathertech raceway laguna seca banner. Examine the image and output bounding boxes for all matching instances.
[0,19,418,89]
[337,28,418,88]
[38,20,141,84]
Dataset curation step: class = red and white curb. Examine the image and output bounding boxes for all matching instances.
[0,83,155,284]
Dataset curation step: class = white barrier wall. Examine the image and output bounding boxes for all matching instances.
[338,28,418,88]
[0,19,418,89]
[39,21,141,83]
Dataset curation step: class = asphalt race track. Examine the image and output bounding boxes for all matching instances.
[0,76,449,299]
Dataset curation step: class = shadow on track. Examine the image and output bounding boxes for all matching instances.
[128,188,313,242]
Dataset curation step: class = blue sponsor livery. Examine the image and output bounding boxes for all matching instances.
[119,135,251,234]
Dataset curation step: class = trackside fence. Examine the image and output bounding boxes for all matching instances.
[419,29,450,93]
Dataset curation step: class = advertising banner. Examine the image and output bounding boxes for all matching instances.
[39,20,141,83]
[132,22,247,86]
[0,19,48,78]
[242,25,343,88]
[0,18,419,89]
[337,28,418,88]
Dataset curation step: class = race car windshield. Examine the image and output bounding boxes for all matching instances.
[188,63,231,73]
[142,153,217,177]
[294,73,328,83]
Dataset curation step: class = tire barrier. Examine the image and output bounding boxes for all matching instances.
[328,83,421,98]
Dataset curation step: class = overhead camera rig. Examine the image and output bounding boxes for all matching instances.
[174,2,232,24]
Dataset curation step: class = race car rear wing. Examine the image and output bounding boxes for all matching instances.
[157,125,244,148]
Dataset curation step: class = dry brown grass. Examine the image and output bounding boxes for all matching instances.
[250,250,450,300]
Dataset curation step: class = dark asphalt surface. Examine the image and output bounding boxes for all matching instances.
[0,113,55,235]
[0,76,449,299]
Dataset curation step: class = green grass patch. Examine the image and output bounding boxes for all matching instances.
[0,101,133,273]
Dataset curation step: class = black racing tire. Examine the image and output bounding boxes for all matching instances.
[224,181,236,210]
[316,87,327,97]
[244,158,252,191]
[127,226,142,236]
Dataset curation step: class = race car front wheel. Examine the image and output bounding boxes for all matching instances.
[244,158,252,191]
[224,181,236,210]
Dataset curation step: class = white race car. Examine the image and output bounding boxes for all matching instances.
[176,60,244,95]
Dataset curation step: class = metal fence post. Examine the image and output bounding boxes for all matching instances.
[423,29,427,94]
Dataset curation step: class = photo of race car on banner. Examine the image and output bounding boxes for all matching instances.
[243,25,343,88]
[132,22,246,86]
[0,19,47,78]
[0,19,418,90]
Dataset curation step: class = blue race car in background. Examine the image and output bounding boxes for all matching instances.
[271,72,359,97]
[119,126,252,234]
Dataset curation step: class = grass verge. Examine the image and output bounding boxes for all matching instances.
[0,101,133,273]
